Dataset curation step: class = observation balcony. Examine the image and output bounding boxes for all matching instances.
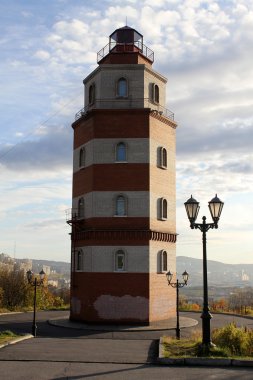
[97,41,154,63]
[75,98,174,122]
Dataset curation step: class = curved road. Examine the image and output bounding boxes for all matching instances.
[0,311,253,379]
[1,310,252,339]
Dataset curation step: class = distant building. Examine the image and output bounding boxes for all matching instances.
[42,265,51,276]
[15,259,32,274]
[48,280,58,287]
[241,270,250,282]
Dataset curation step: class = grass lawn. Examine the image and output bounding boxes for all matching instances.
[163,324,253,359]
[162,336,253,360]
[162,337,226,358]
[0,330,20,345]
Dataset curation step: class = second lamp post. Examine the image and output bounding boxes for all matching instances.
[166,270,189,339]
[184,194,224,348]
[27,269,45,337]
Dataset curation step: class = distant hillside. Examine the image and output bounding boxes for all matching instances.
[31,259,70,275]
[177,256,253,286]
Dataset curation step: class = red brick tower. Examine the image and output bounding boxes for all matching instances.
[67,26,177,324]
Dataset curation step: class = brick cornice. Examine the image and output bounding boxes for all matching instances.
[72,229,177,243]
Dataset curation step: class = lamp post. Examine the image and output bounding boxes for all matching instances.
[184,194,224,348]
[26,269,45,337]
[166,270,189,339]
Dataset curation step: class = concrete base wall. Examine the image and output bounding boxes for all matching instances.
[70,271,176,324]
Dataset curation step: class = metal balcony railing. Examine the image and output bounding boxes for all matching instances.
[97,41,154,63]
[65,208,84,224]
[74,98,174,121]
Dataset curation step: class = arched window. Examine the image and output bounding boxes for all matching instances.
[116,142,127,162]
[162,148,167,168]
[154,84,159,103]
[79,147,85,168]
[89,83,95,105]
[161,250,167,272]
[151,83,159,104]
[115,250,126,271]
[158,147,167,169]
[78,197,85,219]
[117,77,127,97]
[76,250,83,271]
[116,195,126,216]
[159,198,167,220]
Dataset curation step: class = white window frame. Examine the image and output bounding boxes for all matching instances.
[116,77,128,98]
[159,197,167,220]
[76,250,83,271]
[151,83,159,104]
[88,83,95,105]
[158,147,167,169]
[115,142,127,162]
[114,249,126,272]
[160,250,168,273]
[78,197,85,219]
[115,195,127,217]
[79,147,85,168]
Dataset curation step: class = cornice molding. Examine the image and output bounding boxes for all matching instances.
[72,229,177,243]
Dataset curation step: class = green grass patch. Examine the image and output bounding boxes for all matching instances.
[163,324,253,359]
[162,336,229,358]
[0,330,20,345]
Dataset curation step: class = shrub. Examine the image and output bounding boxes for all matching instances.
[212,323,253,356]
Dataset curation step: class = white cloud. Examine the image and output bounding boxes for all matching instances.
[34,50,50,60]
[1,0,253,263]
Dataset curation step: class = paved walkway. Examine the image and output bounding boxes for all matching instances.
[1,312,253,379]
[49,315,198,331]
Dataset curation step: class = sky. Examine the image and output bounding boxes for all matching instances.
[0,0,253,265]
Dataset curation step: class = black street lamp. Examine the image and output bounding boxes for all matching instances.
[166,270,189,339]
[184,194,224,349]
[26,269,45,337]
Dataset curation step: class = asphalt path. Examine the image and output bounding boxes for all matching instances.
[0,311,253,379]
[1,310,253,339]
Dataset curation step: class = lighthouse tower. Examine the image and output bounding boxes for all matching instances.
[67,26,177,324]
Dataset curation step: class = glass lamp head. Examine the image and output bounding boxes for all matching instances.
[208,194,224,225]
[182,270,189,284]
[166,270,173,284]
[184,195,200,226]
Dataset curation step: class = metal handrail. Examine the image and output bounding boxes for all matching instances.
[74,98,174,121]
[65,208,84,223]
[97,41,154,63]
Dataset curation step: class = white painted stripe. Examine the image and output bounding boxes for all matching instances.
[74,244,175,273]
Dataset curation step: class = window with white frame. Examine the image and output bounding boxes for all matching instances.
[115,250,126,271]
[78,197,85,219]
[79,147,85,168]
[159,197,167,220]
[151,83,159,104]
[160,250,167,272]
[116,142,127,162]
[89,83,95,105]
[117,77,128,97]
[115,195,127,216]
[158,147,167,169]
[76,250,83,271]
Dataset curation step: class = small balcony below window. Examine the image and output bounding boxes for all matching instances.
[65,208,85,225]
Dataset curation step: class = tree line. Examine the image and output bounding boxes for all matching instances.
[0,267,69,311]
[180,287,253,315]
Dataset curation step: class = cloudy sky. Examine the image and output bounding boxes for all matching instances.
[0,0,252,265]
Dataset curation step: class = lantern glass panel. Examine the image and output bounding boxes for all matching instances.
[166,270,173,284]
[208,194,224,221]
[184,196,200,222]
